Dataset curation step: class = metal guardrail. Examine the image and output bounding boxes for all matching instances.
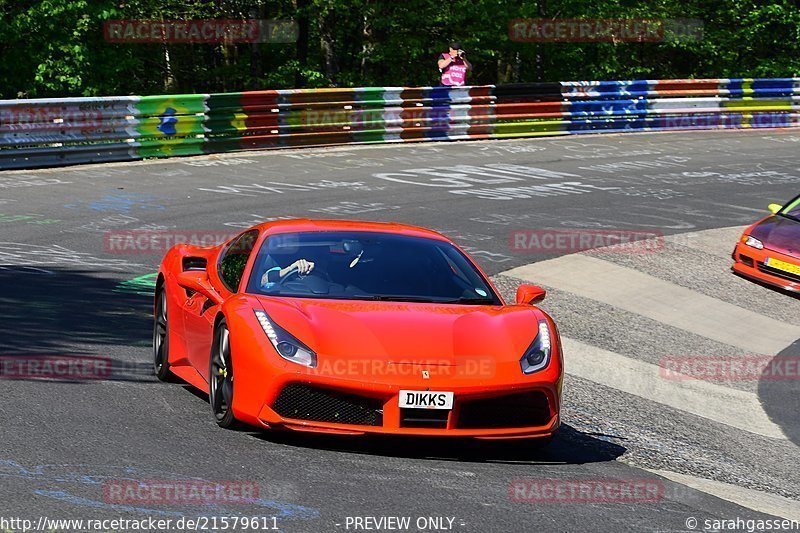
[1,78,799,169]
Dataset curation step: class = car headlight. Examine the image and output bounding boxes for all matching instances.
[254,310,317,368]
[744,235,764,250]
[520,320,551,374]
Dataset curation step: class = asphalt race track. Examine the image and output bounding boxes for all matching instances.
[1,130,799,532]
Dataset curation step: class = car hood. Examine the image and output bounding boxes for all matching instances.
[255,296,541,363]
[750,215,800,256]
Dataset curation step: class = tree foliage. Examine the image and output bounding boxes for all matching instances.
[1,0,798,98]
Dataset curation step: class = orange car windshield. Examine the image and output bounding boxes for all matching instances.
[246,231,500,305]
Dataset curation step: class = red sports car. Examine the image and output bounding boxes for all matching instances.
[732,194,800,293]
[154,219,562,440]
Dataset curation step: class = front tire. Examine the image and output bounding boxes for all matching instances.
[210,319,240,429]
[153,289,174,381]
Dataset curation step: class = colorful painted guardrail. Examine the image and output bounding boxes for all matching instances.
[1,78,799,169]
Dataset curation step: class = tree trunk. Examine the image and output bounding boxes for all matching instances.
[497,54,514,84]
[249,5,263,89]
[360,0,376,84]
[535,0,546,81]
[295,0,310,87]
[320,10,338,85]
[163,45,175,92]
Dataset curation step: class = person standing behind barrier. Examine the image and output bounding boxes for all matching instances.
[437,41,472,86]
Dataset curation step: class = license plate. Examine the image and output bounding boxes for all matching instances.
[398,390,454,410]
[765,257,800,276]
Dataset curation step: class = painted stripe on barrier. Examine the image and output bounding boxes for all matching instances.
[3,78,800,169]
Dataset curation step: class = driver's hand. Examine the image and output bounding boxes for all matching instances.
[289,259,315,275]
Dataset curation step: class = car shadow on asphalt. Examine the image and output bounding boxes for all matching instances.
[177,383,625,464]
[250,424,626,465]
[0,266,156,383]
[731,271,800,300]
[758,336,800,448]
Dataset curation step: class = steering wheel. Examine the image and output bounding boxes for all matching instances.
[274,266,332,287]
[274,267,301,286]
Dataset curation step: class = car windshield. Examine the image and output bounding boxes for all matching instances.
[779,195,800,220]
[246,231,500,304]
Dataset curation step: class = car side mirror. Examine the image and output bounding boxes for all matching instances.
[516,284,546,305]
[176,271,223,305]
[768,203,782,214]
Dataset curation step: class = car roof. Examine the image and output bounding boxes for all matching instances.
[253,219,452,242]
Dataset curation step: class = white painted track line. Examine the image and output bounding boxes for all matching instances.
[506,254,798,354]
[561,337,787,440]
[649,469,800,521]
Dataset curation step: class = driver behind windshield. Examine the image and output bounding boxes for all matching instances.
[260,257,315,289]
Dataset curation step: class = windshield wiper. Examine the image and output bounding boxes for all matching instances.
[345,294,494,304]
[778,212,800,223]
[369,294,438,304]
[442,297,495,305]
[349,294,440,303]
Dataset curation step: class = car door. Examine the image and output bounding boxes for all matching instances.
[183,230,259,382]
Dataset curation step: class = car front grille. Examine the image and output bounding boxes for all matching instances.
[457,391,551,429]
[272,384,383,426]
[400,408,449,429]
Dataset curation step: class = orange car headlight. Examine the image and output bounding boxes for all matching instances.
[520,320,551,374]
[254,309,317,368]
